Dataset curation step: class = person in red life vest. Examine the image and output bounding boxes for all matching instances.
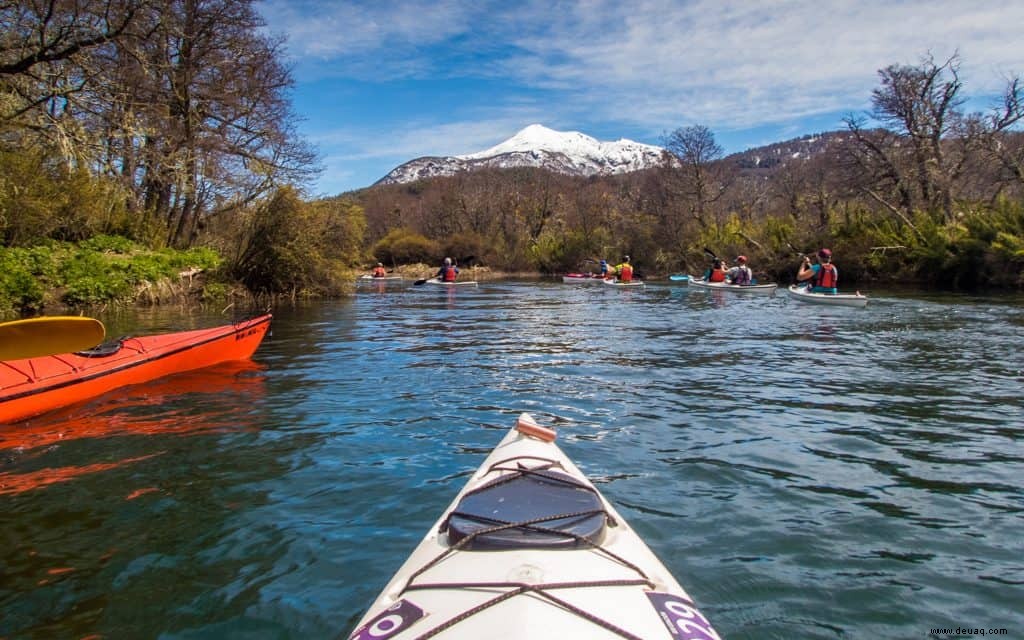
[706,259,727,282]
[726,255,753,285]
[612,255,634,282]
[797,248,839,293]
[371,262,387,278]
[435,257,459,282]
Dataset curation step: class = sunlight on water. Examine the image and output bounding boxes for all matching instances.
[1,283,1022,638]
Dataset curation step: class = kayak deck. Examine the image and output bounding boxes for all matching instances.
[686,276,776,294]
[786,284,868,307]
[358,275,404,283]
[0,314,272,423]
[602,278,645,287]
[422,278,479,287]
[349,414,718,640]
[561,273,604,283]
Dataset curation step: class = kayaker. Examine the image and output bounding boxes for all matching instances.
[705,259,727,282]
[371,262,387,278]
[598,259,610,278]
[797,248,839,293]
[436,257,459,282]
[726,255,753,285]
[613,256,634,282]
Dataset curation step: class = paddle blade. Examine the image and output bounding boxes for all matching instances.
[413,279,428,286]
[0,316,106,360]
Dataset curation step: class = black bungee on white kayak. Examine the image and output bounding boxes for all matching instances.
[347,413,720,640]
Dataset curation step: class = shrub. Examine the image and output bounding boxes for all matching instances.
[372,228,439,265]
[231,187,365,296]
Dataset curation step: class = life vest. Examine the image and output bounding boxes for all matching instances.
[814,263,838,289]
[441,266,457,282]
[372,267,386,277]
[732,266,751,285]
[709,268,726,283]
[619,264,633,282]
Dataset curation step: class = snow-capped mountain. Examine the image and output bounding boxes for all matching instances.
[376,124,666,185]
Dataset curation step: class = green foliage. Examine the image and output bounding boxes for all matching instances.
[200,282,231,301]
[232,187,365,296]
[79,234,136,254]
[372,228,439,265]
[0,236,225,312]
[0,147,133,246]
[0,249,46,313]
[526,233,568,272]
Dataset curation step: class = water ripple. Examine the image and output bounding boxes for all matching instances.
[1,283,1022,638]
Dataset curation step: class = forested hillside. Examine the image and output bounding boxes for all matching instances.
[352,54,1024,287]
[2,2,1022,316]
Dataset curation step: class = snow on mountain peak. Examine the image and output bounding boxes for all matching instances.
[459,124,607,159]
[376,124,666,185]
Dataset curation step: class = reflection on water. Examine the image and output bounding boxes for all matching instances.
[1,284,1022,639]
[0,361,267,495]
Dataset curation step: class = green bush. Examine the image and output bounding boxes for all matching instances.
[79,234,136,254]
[372,228,439,265]
[0,235,229,313]
[0,249,46,312]
[231,187,365,296]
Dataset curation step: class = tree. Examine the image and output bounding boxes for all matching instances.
[1,0,318,249]
[127,0,318,247]
[844,52,971,224]
[976,77,1024,196]
[661,125,730,228]
[0,0,151,124]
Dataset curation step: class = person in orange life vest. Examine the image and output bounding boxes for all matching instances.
[371,262,387,278]
[797,248,838,293]
[706,259,727,282]
[613,256,634,282]
[436,257,459,282]
[726,255,753,285]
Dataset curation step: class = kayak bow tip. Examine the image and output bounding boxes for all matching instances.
[515,412,557,442]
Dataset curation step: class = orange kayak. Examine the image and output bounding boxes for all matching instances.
[0,314,272,423]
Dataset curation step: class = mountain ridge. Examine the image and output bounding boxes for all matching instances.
[375,124,666,185]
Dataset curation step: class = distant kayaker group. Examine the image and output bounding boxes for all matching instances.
[362,247,863,305]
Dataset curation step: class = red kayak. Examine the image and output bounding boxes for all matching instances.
[0,314,272,423]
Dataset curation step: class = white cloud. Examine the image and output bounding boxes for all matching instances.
[491,0,1024,128]
[265,0,1024,128]
[262,0,1024,191]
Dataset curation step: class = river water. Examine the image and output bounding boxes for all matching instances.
[1,279,1022,639]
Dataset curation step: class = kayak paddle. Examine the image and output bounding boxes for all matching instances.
[0,316,106,360]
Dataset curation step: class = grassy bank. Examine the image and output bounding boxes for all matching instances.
[0,235,231,317]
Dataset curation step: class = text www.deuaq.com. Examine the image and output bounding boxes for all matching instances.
[930,627,1008,637]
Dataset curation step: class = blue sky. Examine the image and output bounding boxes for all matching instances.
[256,0,1024,196]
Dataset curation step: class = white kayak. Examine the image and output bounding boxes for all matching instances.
[358,275,404,283]
[420,278,479,287]
[602,278,645,288]
[348,414,720,640]
[686,276,776,294]
[787,284,868,307]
